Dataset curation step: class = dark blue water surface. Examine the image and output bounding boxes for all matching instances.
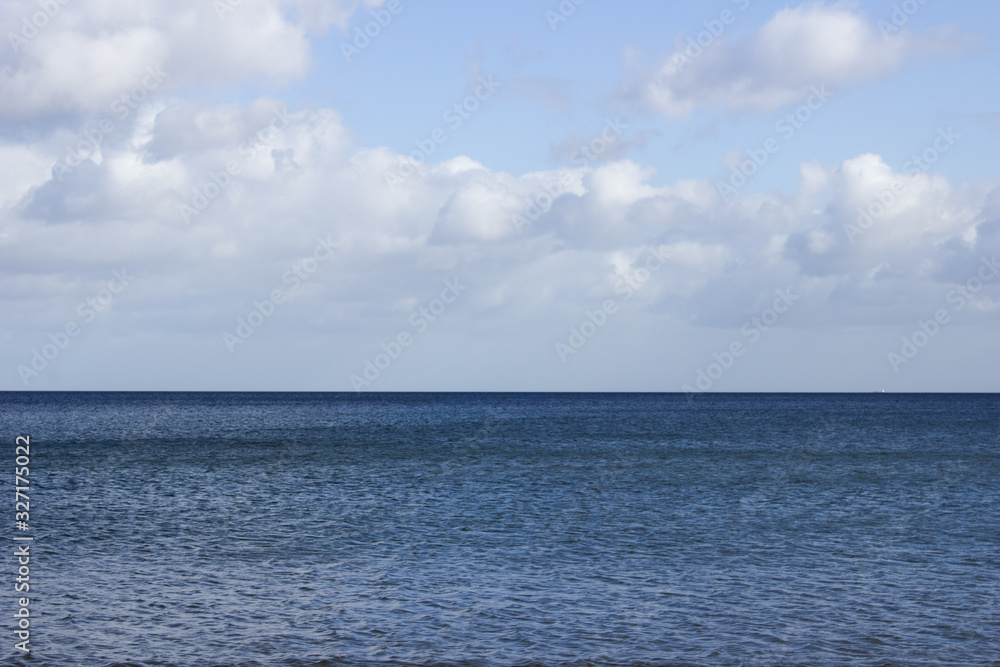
[0,392,997,666]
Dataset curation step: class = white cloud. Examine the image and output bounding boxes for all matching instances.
[0,0,994,390]
[3,99,996,348]
[784,152,994,294]
[0,0,381,122]
[617,2,965,116]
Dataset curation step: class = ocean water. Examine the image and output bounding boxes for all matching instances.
[0,392,997,667]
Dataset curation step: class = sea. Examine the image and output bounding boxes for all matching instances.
[0,392,997,667]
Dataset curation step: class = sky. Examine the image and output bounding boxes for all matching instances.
[1,0,998,392]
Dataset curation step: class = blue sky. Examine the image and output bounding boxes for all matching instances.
[322,0,998,186]
[1,0,998,391]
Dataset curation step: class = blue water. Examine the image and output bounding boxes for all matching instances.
[0,392,997,666]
